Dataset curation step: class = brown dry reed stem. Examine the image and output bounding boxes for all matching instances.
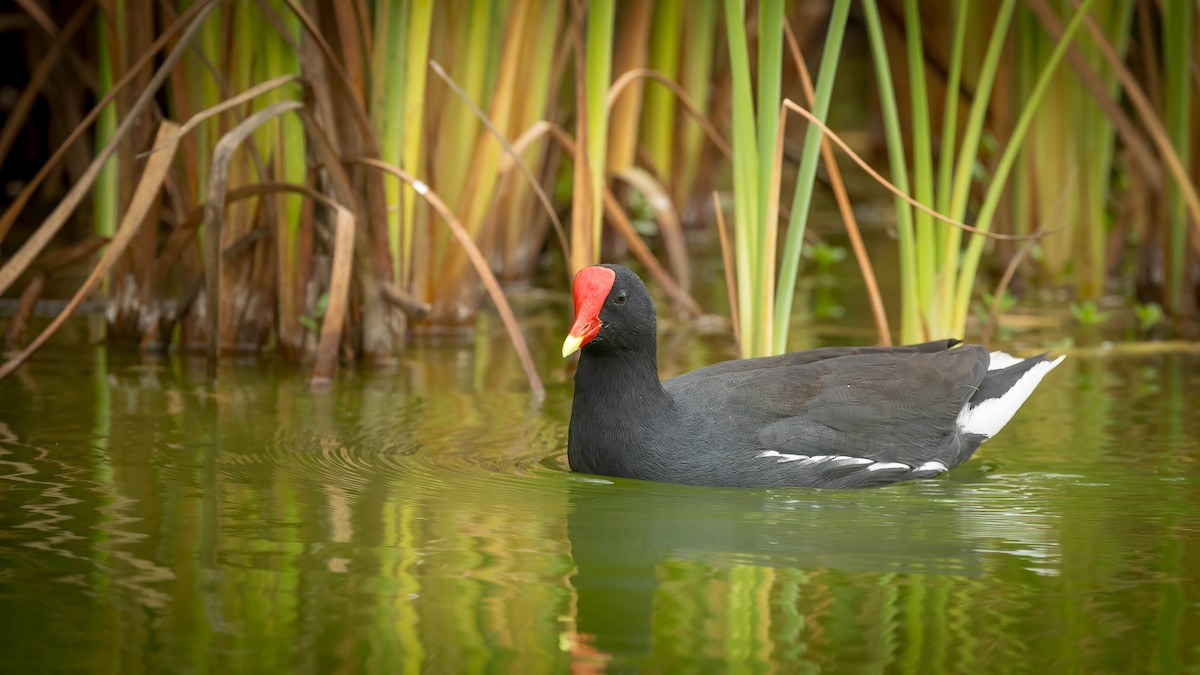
[159,178,362,381]
[139,74,302,158]
[499,121,578,171]
[296,108,393,362]
[155,182,332,280]
[278,0,374,142]
[311,204,355,386]
[600,188,702,316]
[1025,0,1160,185]
[14,0,57,35]
[0,0,216,250]
[378,282,431,320]
[980,231,1038,347]
[427,59,570,261]
[285,0,393,308]
[712,191,740,352]
[0,1,94,173]
[346,156,546,400]
[612,167,690,292]
[202,100,305,377]
[605,68,734,159]
[980,173,1075,345]
[6,236,108,350]
[569,0,594,273]
[777,99,1057,243]
[1065,0,1200,252]
[495,119,703,315]
[0,120,180,381]
[785,21,890,345]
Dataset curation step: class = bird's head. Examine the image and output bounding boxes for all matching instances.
[562,264,656,357]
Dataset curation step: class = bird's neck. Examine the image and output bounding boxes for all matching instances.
[569,345,674,477]
[573,345,668,407]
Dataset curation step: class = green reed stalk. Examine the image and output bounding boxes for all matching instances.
[370,0,408,284]
[642,0,682,178]
[952,0,1098,334]
[606,3,651,174]
[501,0,562,274]
[1012,7,1036,243]
[1164,0,1192,313]
[862,0,919,343]
[1077,0,1135,296]
[722,0,788,357]
[938,0,1016,335]
[434,3,491,220]
[723,0,760,353]
[264,4,304,245]
[903,0,937,327]
[1016,7,1079,284]
[675,1,716,207]
[191,0,223,202]
[401,0,432,285]
[584,0,615,263]
[772,0,850,354]
[459,0,535,235]
[936,1,967,216]
[262,0,304,352]
[756,0,783,357]
[94,15,118,246]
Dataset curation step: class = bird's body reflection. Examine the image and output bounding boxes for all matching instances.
[564,474,1050,671]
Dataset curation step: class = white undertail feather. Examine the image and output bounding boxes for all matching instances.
[987,350,1023,370]
[958,355,1066,439]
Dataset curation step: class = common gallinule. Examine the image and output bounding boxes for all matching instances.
[562,264,1063,488]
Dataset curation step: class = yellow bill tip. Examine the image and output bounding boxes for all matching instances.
[562,334,583,358]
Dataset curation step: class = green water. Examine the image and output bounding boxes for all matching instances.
[1,340,1198,673]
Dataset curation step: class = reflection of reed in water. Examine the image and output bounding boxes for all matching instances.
[3,351,1199,672]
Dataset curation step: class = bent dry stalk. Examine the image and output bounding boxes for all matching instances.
[0,121,181,380]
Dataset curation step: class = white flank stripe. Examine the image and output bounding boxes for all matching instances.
[988,351,1023,371]
[831,456,873,466]
[757,451,781,458]
[798,455,833,466]
[959,355,1065,438]
[777,454,807,463]
[916,460,948,473]
[868,462,910,472]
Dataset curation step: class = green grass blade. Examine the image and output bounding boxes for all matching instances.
[1164,0,1192,312]
[935,0,967,216]
[585,0,615,261]
[642,0,682,178]
[903,0,937,331]
[755,0,783,357]
[952,0,1098,335]
[95,15,118,245]
[939,0,1016,335]
[401,0,433,284]
[676,1,717,206]
[862,0,919,343]
[723,0,760,355]
[772,0,851,354]
[370,0,407,282]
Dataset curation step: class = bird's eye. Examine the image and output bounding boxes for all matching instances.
[614,292,628,305]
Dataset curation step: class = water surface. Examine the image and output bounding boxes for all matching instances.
[1,342,1198,673]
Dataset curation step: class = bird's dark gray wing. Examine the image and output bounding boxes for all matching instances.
[666,346,989,470]
[666,339,960,382]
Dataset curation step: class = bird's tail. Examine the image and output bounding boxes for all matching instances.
[957,352,1065,440]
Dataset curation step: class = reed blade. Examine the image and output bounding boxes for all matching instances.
[771,0,850,355]
[952,0,1098,335]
